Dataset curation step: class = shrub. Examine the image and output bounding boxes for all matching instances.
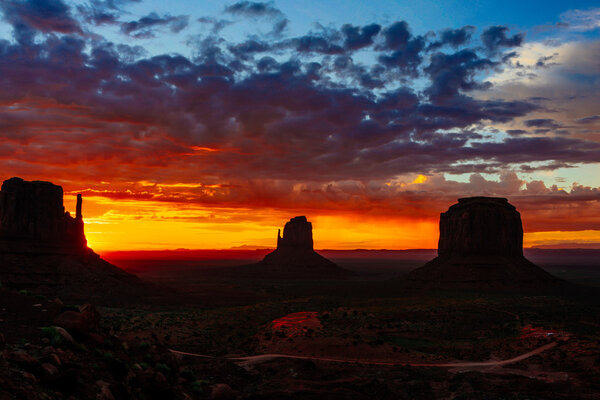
[156,363,171,376]
[138,341,150,351]
[180,369,196,381]
[191,380,208,394]
[41,326,64,347]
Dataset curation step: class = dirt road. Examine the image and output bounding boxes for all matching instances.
[170,341,557,369]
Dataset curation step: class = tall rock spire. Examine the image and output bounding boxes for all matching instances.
[76,193,83,220]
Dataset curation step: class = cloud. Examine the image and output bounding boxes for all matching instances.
[424,49,496,102]
[560,7,600,31]
[482,39,600,142]
[506,129,527,136]
[428,26,475,50]
[224,1,283,18]
[524,118,561,129]
[59,172,600,234]
[0,0,82,37]
[375,22,425,76]
[197,17,233,33]
[77,0,141,26]
[121,12,189,38]
[223,1,287,35]
[481,25,524,52]
[576,115,600,124]
[341,23,381,51]
[0,12,598,237]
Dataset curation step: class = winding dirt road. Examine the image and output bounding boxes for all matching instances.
[169,341,557,369]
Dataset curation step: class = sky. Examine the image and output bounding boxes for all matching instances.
[0,0,599,251]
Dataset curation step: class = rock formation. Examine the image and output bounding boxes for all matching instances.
[404,197,559,288]
[0,177,146,302]
[0,177,87,253]
[437,197,523,258]
[260,216,342,272]
[209,216,350,279]
[276,216,313,250]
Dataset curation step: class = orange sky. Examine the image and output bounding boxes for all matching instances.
[62,183,600,252]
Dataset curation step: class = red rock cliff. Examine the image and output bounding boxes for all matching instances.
[0,177,87,252]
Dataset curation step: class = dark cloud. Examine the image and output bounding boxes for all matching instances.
[121,12,189,38]
[78,7,118,25]
[77,0,142,26]
[576,115,600,124]
[271,18,288,35]
[341,23,381,51]
[0,0,82,36]
[524,118,561,129]
[197,17,233,33]
[428,26,475,50]
[481,25,524,52]
[375,21,426,76]
[290,34,344,54]
[536,53,558,68]
[377,36,424,76]
[424,49,496,102]
[228,39,271,59]
[380,21,411,50]
[224,1,283,18]
[224,1,287,36]
[90,0,142,10]
[506,129,528,136]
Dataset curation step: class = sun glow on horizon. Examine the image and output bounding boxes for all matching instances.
[65,194,600,253]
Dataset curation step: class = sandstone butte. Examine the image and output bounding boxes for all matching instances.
[219,216,351,279]
[0,177,144,302]
[404,197,560,288]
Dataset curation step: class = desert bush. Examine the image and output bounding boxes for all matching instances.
[102,351,128,378]
[155,363,171,376]
[41,326,64,346]
[180,369,196,381]
[191,380,209,394]
[138,341,150,351]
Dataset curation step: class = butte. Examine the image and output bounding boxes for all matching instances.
[0,177,145,302]
[211,216,350,279]
[403,197,560,289]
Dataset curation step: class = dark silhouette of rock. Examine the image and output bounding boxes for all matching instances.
[0,177,149,303]
[404,197,559,288]
[438,197,523,258]
[258,216,348,277]
[206,216,350,279]
[0,177,86,253]
[276,216,313,250]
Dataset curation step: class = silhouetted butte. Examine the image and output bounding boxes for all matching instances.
[0,177,86,253]
[404,197,559,288]
[210,216,350,279]
[0,177,145,303]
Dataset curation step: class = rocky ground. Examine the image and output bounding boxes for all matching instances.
[2,262,600,400]
[0,286,228,400]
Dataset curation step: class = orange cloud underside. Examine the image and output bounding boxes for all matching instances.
[64,195,600,252]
